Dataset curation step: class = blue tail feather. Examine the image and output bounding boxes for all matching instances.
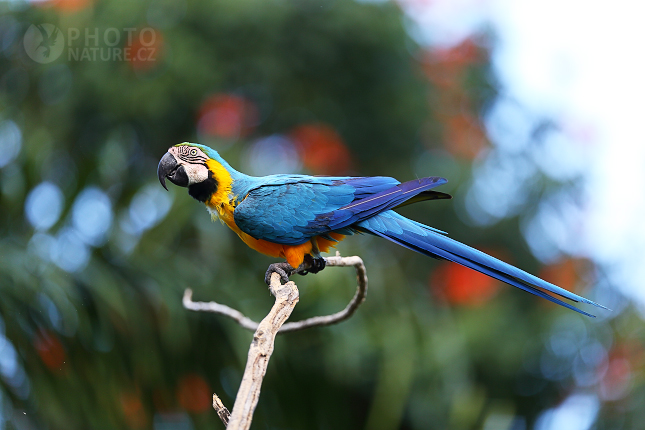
[356,211,606,317]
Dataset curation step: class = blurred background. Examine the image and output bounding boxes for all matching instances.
[0,0,642,428]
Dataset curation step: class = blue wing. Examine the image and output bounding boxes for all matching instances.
[233,175,448,245]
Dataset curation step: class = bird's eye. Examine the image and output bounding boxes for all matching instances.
[190,149,198,156]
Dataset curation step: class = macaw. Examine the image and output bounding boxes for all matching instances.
[158,142,606,317]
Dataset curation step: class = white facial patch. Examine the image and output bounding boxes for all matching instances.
[182,162,209,185]
[169,146,210,185]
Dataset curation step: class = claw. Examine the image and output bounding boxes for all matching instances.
[311,256,326,273]
[300,254,326,275]
[265,262,295,285]
[264,256,327,285]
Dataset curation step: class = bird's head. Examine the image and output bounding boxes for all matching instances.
[157,142,233,203]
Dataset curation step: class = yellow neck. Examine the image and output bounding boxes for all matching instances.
[205,159,235,218]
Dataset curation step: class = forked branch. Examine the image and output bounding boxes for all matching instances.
[183,254,368,428]
[183,254,368,333]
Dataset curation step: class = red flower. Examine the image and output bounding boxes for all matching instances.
[290,123,352,175]
[197,94,259,140]
[127,29,164,72]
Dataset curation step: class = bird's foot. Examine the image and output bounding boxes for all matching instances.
[264,255,327,285]
[265,262,296,285]
[299,254,326,275]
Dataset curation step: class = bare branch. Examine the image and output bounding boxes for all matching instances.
[182,255,368,333]
[183,289,259,331]
[225,272,299,429]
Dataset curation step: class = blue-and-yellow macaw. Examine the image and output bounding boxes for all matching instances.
[158,142,606,317]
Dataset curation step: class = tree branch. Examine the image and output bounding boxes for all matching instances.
[224,272,299,429]
[182,254,368,334]
[184,255,368,428]
[183,290,258,331]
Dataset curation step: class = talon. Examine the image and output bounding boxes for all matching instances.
[265,262,295,285]
[309,257,326,274]
[298,254,326,275]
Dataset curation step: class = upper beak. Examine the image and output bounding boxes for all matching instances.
[157,152,189,190]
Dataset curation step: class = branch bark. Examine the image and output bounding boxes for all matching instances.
[183,291,258,331]
[227,272,299,429]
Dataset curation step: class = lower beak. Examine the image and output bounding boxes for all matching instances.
[157,152,189,190]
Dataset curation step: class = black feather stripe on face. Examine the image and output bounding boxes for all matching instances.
[188,168,218,202]
[177,145,208,164]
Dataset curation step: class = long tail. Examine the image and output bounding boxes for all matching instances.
[356,211,607,317]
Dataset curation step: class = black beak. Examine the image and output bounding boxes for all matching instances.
[157,152,189,190]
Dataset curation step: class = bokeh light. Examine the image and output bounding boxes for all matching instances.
[464,151,536,226]
[535,393,599,430]
[72,187,113,247]
[24,182,64,231]
[0,334,18,380]
[50,227,91,272]
[242,135,301,176]
[121,183,172,237]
